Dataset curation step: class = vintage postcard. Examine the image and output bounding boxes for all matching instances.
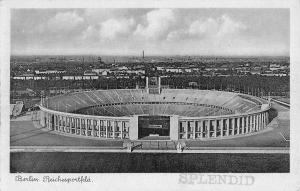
[0,0,300,190]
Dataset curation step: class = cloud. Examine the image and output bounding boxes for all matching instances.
[81,25,98,40]
[99,18,136,40]
[188,18,219,37]
[11,9,288,56]
[134,9,176,40]
[38,11,84,34]
[167,14,247,41]
[217,15,247,37]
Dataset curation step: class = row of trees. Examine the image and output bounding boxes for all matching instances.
[10,75,289,100]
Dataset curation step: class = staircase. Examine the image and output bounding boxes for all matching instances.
[124,140,178,151]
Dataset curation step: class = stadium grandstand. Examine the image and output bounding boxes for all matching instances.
[38,76,271,141]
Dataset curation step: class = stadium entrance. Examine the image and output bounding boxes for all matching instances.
[138,116,170,139]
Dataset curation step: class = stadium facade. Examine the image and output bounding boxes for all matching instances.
[39,76,271,141]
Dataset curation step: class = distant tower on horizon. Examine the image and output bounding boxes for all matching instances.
[142,50,144,60]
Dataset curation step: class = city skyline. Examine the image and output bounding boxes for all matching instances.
[11,8,289,56]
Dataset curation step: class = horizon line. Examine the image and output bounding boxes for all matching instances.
[11,53,290,57]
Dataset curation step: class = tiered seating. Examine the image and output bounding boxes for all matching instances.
[45,89,262,117]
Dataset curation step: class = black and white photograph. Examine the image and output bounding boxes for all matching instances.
[1,0,300,190]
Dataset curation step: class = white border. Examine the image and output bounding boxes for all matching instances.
[1,0,300,191]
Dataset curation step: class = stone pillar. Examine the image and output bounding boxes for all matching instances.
[237,118,240,135]
[61,116,64,132]
[256,114,259,131]
[45,113,47,128]
[53,115,56,131]
[121,121,123,139]
[77,118,79,134]
[256,113,260,131]
[207,120,211,138]
[255,114,259,131]
[260,113,262,129]
[40,110,45,127]
[80,118,82,135]
[58,115,61,131]
[248,116,251,132]
[45,113,48,128]
[53,115,55,130]
[170,115,179,140]
[91,119,94,137]
[60,116,62,131]
[129,116,139,140]
[112,120,115,139]
[263,112,266,129]
[241,117,245,134]
[105,120,108,138]
[199,121,203,138]
[50,114,52,129]
[97,119,101,137]
[86,119,89,136]
[82,118,85,135]
[259,113,262,130]
[213,120,217,138]
[57,115,60,131]
[246,116,249,133]
[60,116,63,132]
[262,113,265,129]
[76,118,79,134]
[185,121,188,140]
[245,116,248,133]
[64,116,67,132]
[256,115,259,131]
[220,119,224,137]
[67,116,70,133]
[74,118,77,133]
[49,114,51,129]
[70,117,73,134]
[66,117,69,133]
[61,116,63,132]
[245,116,247,133]
[231,118,235,135]
[78,118,81,134]
[50,114,52,130]
[75,118,78,133]
[251,115,255,132]
[261,113,264,129]
[192,121,196,139]
[226,118,230,136]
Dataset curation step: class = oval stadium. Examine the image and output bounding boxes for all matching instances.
[39,77,271,141]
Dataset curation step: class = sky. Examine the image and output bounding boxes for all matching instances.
[11,8,290,56]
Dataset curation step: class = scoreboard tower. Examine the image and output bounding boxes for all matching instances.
[146,76,161,94]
